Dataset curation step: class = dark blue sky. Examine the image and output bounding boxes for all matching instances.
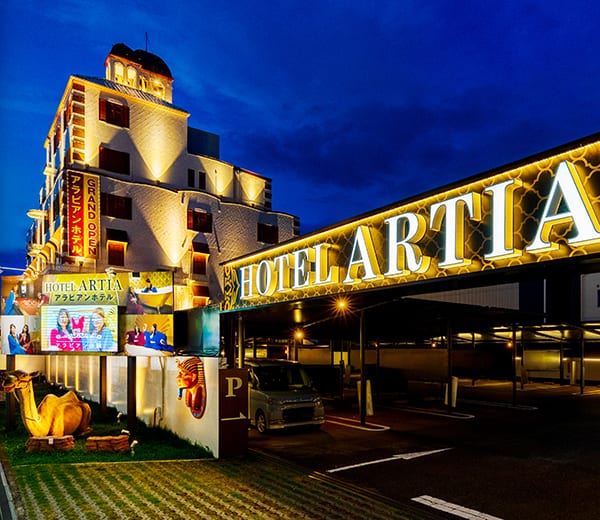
[1,0,599,269]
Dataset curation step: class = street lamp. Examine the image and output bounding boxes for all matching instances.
[292,329,304,361]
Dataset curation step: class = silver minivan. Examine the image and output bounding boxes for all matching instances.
[245,359,325,433]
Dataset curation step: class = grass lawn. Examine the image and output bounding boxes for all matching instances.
[1,380,212,465]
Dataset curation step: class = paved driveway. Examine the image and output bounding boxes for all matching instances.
[5,453,444,519]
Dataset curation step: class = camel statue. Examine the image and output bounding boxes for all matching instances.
[2,370,92,437]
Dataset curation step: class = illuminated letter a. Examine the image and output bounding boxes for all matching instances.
[527,161,600,253]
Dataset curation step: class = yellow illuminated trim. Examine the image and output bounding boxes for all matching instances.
[223,141,600,311]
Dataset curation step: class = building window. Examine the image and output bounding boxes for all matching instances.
[257,223,278,244]
[107,242,125,266]
[99,99,129,127]
[101,193,132,219]
[114,62,124,83]
[152,81,165,99]
[188,169,195,188]
[187,210,212,233]
[198,171,206,190]
[106,228,128,266]
[126,67,137,87]
[192,254,207,275]
[192,242,209,275]
[99,146,130,175]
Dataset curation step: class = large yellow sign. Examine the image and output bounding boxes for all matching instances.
[223,139,600,310]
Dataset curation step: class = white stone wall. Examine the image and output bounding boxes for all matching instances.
[84,87,188,184]
[8,354,222,457]
[98,175,296,302]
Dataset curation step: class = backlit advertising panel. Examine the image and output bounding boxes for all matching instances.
[1,316,38,355]
[40,271,175,356]
[40,305,118,352]
[1,275,40,355]
[122,314,174,356]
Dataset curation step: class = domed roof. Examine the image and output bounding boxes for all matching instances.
[109,43,173,79]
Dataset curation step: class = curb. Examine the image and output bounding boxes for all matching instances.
[0,463,17,520]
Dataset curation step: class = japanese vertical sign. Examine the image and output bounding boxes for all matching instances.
[68,172,99,258]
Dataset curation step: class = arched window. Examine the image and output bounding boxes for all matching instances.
[114,62,124,84]
[152,79,165,99]
[127,67,137,87]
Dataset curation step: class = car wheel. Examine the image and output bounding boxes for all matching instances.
[256,410,268,434]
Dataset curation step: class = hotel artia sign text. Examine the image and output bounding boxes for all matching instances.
[235,160,600,302]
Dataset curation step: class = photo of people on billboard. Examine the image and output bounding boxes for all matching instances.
[123,272,173,314]
[41,305,118,353]
[122,315,174,356]
[1,276,42,317]
[1,317,37,355]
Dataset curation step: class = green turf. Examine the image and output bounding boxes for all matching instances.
[1,381,212,465]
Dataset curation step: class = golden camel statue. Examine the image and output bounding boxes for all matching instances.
[2,370,92,437]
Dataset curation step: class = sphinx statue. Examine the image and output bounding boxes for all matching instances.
[2,370,92,437]
[176,357,207,419]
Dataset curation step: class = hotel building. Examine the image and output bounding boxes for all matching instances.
[22,42,299,310]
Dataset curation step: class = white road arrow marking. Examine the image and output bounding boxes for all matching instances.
[326,448,451,473]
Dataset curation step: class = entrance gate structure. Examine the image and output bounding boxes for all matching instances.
[221,133,600,418]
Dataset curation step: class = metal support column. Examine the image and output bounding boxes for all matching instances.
[127,356,137,435]
[5,355,16,430]
[559,332,565,386]
[520,326,526,390]
[237,313,244,368]
[446,321,453,414]
[359,309,367,426]
[99,355,108,420]
[472,332,476,386]
[512,324,517,406]
[580,332,585,395]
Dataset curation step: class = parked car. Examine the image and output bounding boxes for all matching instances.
[245,358,325,433]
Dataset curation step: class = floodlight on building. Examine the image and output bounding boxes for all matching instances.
[105,266,132,277]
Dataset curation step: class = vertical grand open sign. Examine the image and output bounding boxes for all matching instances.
[68,171,99,259]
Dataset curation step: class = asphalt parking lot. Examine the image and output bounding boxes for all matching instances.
[248,380,600,520]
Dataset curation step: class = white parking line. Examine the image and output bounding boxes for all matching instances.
[326,416,390,431]
[412,495,503,519]
[459,399,537,411]
[391,406,475,419]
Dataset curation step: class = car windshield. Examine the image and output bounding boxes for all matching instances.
[253,364,311,391]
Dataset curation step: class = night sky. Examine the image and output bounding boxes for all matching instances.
[1,0,599,270]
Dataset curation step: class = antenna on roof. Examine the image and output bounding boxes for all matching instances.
[145,32,149,52]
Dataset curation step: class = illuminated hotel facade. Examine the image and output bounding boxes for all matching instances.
[23,43,299,309]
